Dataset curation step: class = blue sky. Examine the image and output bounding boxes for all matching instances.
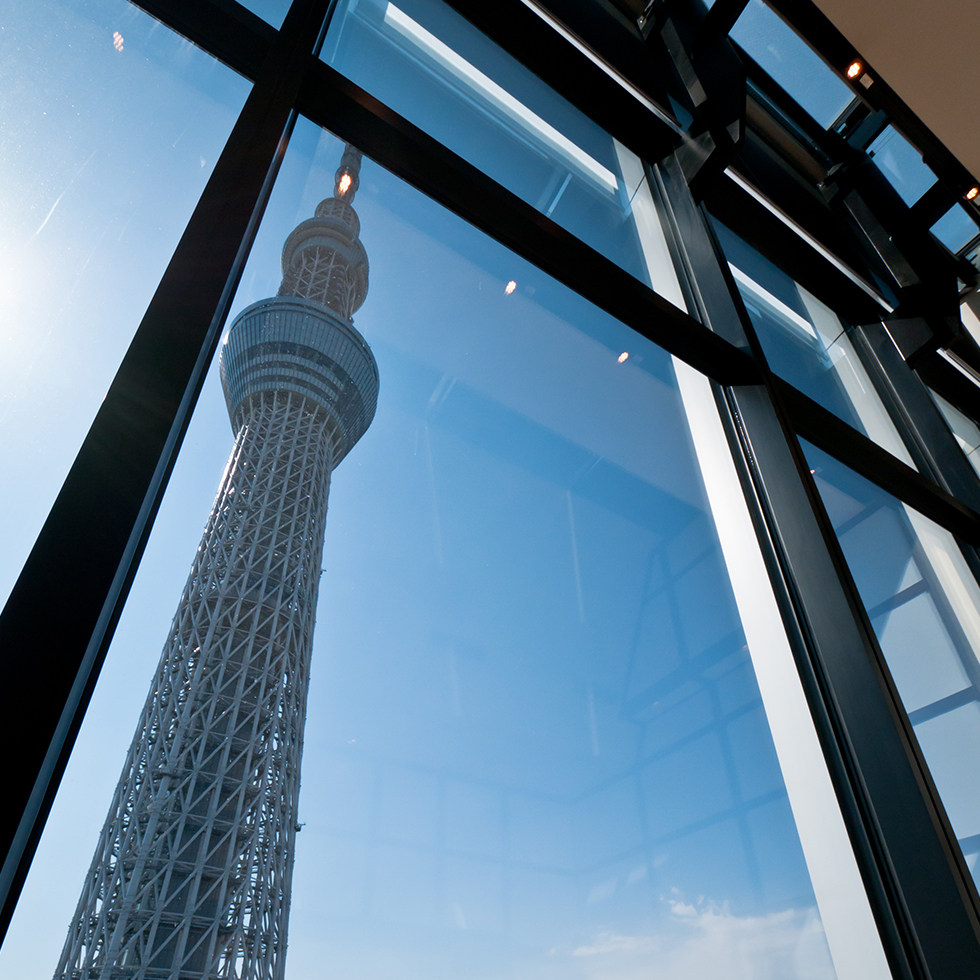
[0,2,839,978]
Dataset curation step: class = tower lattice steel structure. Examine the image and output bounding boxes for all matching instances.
[55,146,379,980]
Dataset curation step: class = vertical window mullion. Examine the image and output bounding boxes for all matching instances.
[651,146,980,979]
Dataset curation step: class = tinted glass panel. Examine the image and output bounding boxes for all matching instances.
[929,389,980,478]
[0,0,250,607]
[931,204,980,254]
[806,442,980,888]
[321,0,657,288]
[713,221,915,465]
[237,0,291,28]
[867,126,937,207]
[730,0,854,128]
[3,120,859,980]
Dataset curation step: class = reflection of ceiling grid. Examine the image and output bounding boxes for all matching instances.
[316,511,806,934]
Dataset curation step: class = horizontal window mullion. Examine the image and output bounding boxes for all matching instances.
[441,0,679,163]
[130,0,277,80]
[775,375,980,544]
[297,60,760,386]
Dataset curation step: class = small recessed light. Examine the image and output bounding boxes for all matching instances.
[504,280,516,295]
[846,60,862,79]
[618,351,629,363]
[967,187,979,201]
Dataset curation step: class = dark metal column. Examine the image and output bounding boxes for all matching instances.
[652,149,980,979]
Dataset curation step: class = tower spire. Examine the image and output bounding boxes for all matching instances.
[333,142,362,203]
[276,143,369,321]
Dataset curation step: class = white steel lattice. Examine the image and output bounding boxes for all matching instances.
[54,391,337,980]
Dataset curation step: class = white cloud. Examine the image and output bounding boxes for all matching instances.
[570,901,836,980]
[573,933,660,957]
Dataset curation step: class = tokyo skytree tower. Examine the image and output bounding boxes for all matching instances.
[54,145,379,980]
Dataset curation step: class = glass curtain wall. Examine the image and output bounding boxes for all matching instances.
[2,103,885,980]
[8,0,980,977]
[711,221,915,464]
[806,443,980,888]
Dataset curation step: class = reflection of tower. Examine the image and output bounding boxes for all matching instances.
[55,146,379,980]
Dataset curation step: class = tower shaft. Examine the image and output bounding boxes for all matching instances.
[56,391,335,980]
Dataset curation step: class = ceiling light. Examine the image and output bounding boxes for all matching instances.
[967,187,979,201]
[846,61,862,79]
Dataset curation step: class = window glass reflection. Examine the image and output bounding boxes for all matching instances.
[805,442,980,887]
[4,120,851,980]
[237,0,291,29]
[0,0,250,608]
[713,221,915,465]
[931,204,980,254]
[321,0,659,290]
[928,389,980,478]
[867,126,937,207]
[730,0,855,128]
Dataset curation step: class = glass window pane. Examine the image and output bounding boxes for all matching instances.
[730,0,855,128]
[321,0,659,289]
[931,204,980,254]
[712,221,915,465]
[805,441,980,887]
[0,0,250,607]
[928,389,980,478]
[1,119,886,980]
[867,126,937,207]
[962,301,980,346]
[238,0,291,29]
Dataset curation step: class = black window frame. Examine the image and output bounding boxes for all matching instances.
[4,0,980,976]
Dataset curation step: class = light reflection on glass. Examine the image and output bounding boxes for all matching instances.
[321,0,662,290]
[384,2,618,196]
[931,203,980,254]
[928,388,980,478]
[713,220,914,466]
[867,126,937,207]
[805,442,980,889]
[730,0,855,128]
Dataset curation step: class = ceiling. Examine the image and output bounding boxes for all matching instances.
[812,0,979,180]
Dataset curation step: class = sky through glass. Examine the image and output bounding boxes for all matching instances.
[730,0,854,129]
[0,0,250,609]
[2,113,843,979]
